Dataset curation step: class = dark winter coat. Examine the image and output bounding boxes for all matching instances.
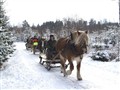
[47,39,56,51]
[38,38,42,52]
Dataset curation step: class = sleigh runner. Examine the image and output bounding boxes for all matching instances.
[39,53,62,71]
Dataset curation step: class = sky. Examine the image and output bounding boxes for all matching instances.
[5,0,119,26]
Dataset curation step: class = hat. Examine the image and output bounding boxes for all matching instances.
[50,35,54,37]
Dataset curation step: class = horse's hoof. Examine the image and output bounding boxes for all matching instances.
[66,70,71,75]
[61,71,63,73]
[78,78,82,81]
[64,73,67,77]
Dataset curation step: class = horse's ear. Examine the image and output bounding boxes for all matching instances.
[70,32,73,40]
[77,31,81,35]
[85,30,88,34]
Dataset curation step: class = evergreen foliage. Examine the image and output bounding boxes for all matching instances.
[0,0,14,69]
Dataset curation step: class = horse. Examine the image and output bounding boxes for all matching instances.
[25,37,33,50]
[56,30,88,80]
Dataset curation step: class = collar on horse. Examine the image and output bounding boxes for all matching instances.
[66,40,85,56]
[61,33,87,56]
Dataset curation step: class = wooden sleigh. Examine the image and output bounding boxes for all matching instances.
[39,52,68,71]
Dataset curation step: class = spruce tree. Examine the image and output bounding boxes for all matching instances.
[0,0,14,69]
[21,20,33,41]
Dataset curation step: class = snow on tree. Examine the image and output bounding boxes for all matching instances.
[21,20,33,41]
[89,25,119,62]
[0,0,14,70]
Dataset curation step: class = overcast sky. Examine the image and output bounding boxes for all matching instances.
[5,0,119,26]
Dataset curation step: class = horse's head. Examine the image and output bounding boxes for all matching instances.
[70,31,82,42]
[71,30,89,53]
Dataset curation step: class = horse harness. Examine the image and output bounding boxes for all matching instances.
[63,39,87,56]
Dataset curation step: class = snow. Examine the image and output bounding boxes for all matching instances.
[0,42,120,90]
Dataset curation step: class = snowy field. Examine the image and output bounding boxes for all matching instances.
[0,42,120,90]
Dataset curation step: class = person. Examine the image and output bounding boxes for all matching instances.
[41,37,47,54]
[26,36,31,49]
[32,35,38,46]
[26,36,31,44]
[38,36,43,53]
[31,35,38,54]
[46,35,57,59]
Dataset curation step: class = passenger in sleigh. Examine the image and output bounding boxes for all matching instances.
[46,35,57,60]
[38,36,43,53]
[26,36,32,49]
[31,35,39,52]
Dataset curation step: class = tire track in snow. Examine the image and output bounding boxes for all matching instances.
[21,43,101,89]
[2,42,119,89]
[20,48,93,89]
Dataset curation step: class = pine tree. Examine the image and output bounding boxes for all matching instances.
[0,0,14,69]
[21,20,33,41]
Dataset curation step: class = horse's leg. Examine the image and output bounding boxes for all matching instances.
[66,60,74,75]
[31,45,33,52]
[60,54,67,77]
[76,55,83,80]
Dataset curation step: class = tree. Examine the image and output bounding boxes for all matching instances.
[63,18,73,30]
[22,20,30,30]
[54,20,63,31]
[21,20,33,41]
[0,0,14,69]
[89,19,96,31]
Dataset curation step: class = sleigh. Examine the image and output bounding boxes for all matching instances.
[25,42,39,54]
[39,51,68,71]
[39,51,61,70]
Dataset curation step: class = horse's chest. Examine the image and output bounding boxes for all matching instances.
[73,56,81,62]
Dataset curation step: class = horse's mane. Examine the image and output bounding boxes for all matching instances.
[74,31,88,46]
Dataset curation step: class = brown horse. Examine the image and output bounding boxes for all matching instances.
[56,30,88,80]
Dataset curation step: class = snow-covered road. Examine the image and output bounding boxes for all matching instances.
[1,42,120,90]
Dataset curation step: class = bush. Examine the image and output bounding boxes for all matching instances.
[90,51,117,62]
